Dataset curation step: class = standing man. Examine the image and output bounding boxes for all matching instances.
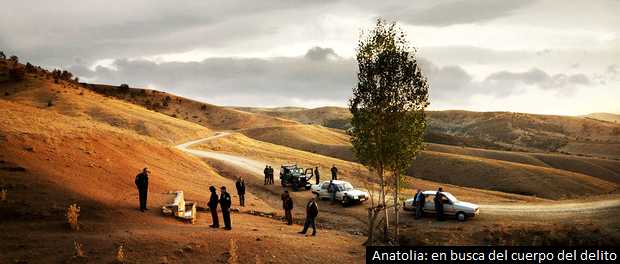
[207,186,219,228]
[434,187,445,221]
[235,177,246,207]
[328,180,337,203]
[264,165,269,185]
[220,186,232,230]
[282,190,294,225]
[314,166,320,185]
[330,165,338,180]
[299,197,319,236]
[269,166,275,184]
[134,167,149,212]
[414,189,425,219]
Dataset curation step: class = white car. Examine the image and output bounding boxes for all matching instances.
[403,191,480,221]
[311,180,369,206]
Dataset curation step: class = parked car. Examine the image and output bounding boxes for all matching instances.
[311,180,369,206]
[403,191,480,221]
[279,164,313,191]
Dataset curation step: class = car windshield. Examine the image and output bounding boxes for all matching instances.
[338,183,354,191]
[442,192,458,202]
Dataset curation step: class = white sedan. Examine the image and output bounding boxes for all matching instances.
[311,180,369,206]
[403,191,480,221]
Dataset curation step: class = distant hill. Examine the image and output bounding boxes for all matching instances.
[584,113,620,123]
[239,107,620,159]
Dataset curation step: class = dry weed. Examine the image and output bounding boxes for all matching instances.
[66,203,80,231]
[0,189,6,202]
[74,240,86,258]
[115,244,126,263]
[227,238,238,264]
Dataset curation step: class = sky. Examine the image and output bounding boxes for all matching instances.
[1,0,619,115]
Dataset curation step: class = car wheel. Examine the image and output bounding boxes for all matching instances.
[341,196,349,207]
[457,212,466,222]
[315,193,320,199]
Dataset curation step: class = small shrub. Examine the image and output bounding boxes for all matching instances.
[47,99,54,107]
[66,203,80,231]
[74,240,86,258]
[201,104,207,110]
[1,189,7,202]
[115,244,126,263]
[119,84,130,93]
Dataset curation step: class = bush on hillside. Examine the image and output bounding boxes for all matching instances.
[119,84,130,93]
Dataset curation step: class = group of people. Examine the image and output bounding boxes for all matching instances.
[134,167,320,235]
[413,187,447,221]
[263,165,275,185]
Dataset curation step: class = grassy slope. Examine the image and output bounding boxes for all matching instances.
[0,74,364,263]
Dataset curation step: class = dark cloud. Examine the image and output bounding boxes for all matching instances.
[305,47,339,61]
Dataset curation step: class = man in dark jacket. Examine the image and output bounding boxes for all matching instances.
[434,187,445,221]
[220,186,232,230]
[282,191,294,225]
[330,165,338,180]
[314,166,320,185]
[268,166,274,184]
[264,165,269,185]
[235,177,246,207]
[207,186,219,228]
[299,197,319,236]
[414,189,425,219]
[134,168,149,212]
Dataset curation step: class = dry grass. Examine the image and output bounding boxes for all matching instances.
[227,238,238,264]
[66,203,80,231]
[0,189,6,202]
[115,244,126,263]
[73,240,86,258]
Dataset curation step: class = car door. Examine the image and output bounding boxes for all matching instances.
[442,197,456,215]
[424,194,435,213]
[319,182,329,199]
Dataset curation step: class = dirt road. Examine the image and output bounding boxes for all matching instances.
[177,133,620,220]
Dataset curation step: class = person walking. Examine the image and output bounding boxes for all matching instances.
[282,190,294,225]
[314,166,320,185]
[414,189,425,219]
[134,168,149,212]
[434,187,445,221]
[299,197,319,236]
[220,186,232,230]
[207,186,220,228]
[235,177,246,207]
[330,165,338,180]
[264,165,269,185]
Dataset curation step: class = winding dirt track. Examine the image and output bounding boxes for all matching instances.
[176,132,620,219]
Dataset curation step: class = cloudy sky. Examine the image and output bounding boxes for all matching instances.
[2,0,619,115]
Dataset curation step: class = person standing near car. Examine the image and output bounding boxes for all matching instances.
[314,166,320,185]
[330,165,338,180]
[299,197,319,236]
[220,186,232,230]
[264,165,269,185]
[328,180,337,203]
[235,177,246,207]
[207,186,219,228]
[434,187,445,221]
[414,189,425,219]
[282,190,294,225]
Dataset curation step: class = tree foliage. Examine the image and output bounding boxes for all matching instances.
[348,19,429,243]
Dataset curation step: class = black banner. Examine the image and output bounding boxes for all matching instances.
[366,247,619,263]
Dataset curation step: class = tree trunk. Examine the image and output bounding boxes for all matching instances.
[394,170,400,244]
[379,164,389,240]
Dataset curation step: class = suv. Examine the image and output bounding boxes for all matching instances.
[311,180,369,206]
[403,191,480,221]
[279,164,313,191]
